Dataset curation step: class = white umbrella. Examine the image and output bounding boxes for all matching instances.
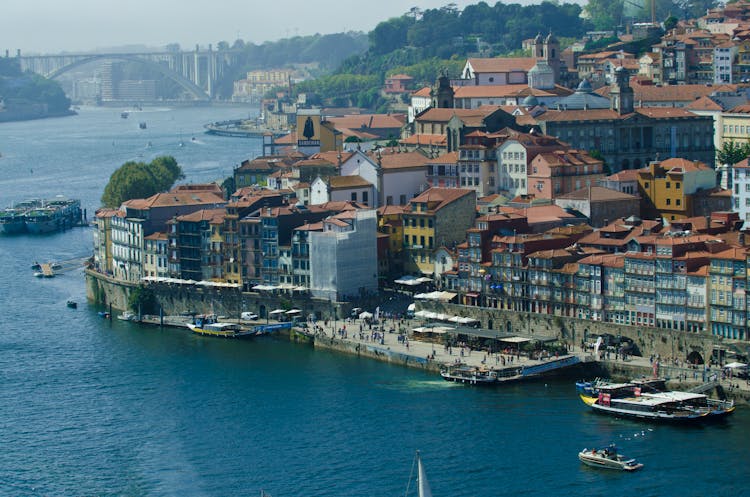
[359,311,373,319]
[724,362,747,369]
[286,309,302,315]
[269,309,285,315]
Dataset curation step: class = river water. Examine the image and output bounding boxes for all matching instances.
[0,107,748,497]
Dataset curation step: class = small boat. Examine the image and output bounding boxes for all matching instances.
[579,383,735,423]
[66,300,77,309]
[440,365,500,385]
[98,311,111,319]
[187,315,256,338]
[121,111,129,119]
[117,311,139,322]
[139,122,147,129]
[578,445,643,471]
[31,261,41,270]
[404,450,432,497]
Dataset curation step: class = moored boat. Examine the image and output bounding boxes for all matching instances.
[440,365,500,385]
[187,315,256,338]
[0,208,27,234]
[24,197,81,234]
[579,382,735,423]
[578,445,643,471]
[66,300,77,309]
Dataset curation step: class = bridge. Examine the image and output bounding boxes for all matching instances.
[14,46,241,101]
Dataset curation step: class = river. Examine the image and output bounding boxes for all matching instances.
[0,106,748,497]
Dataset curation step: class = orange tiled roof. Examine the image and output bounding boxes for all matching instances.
[408,188,475,212]
[466,57,537,73]
[123,191,225,210]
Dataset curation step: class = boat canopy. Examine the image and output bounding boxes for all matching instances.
[394,276,432,286]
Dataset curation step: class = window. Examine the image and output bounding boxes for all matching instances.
[351,192,357,201]
[666,182,671,189]
[666,198,671,205]
[362,191,368,204]
[676,199,681,206]
[675,182,680,189]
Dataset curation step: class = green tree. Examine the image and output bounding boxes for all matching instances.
[664,15,679,31]
[101,156,184,208]
[716,140,750,166]
[584,0,624,30]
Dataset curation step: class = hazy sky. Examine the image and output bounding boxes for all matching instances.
[2,0,489,54]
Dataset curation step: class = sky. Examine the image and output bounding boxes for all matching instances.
[2,0,493,55]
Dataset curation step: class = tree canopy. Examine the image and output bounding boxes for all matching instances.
[716,140,750,166]
[0,58,71,113]
[101,156,184,208]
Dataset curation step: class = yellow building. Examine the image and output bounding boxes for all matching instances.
[402,188,476,275]
[296,109,343,155]
[93,208,118,275]
[637,158,716,221]
[377,205,406,275]
[720,104,750,147]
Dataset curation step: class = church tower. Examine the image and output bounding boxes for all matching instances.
[432,71,454,109]
[610,66,634,115]
[543,31,560,83]
[532,33,544,59]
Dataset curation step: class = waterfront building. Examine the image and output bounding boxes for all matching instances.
[309,209,378,301]
[708,246,748,339]
[168,209,226,282]
[402,188,476,275]
[93,208,118,276]
[377,205,407,277]
[238,202,361,290]
[143,232,169,278]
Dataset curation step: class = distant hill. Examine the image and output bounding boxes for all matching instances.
[0,58,73,122]
[291,2,592,111]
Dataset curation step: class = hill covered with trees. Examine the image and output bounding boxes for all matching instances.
[0,58,72,121]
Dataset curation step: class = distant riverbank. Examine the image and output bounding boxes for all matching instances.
[0,106,76,123]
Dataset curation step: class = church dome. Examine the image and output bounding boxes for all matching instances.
[523,95,540,107]
[528,60,555,90]
[576,79,593,93]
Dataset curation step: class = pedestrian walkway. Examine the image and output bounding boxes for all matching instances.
[302,317,750,395]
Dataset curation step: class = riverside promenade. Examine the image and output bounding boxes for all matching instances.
[299,316,750,400]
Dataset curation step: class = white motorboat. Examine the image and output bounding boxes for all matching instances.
[578,445,643,471]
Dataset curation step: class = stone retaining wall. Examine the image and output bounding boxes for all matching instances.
[427,302,720,366]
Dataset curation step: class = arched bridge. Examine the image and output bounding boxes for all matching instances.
[17,47,240,101]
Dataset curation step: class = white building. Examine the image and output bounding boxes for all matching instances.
[338,149,429,206]
[714,42,737,84]
[309,209,378,301]
[732,158,750,223]
[408,87,433,124]
[310,175,375,206]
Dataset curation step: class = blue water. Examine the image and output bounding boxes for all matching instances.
[0,107,748,497]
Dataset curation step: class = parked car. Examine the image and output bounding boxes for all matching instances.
[241,312,259,321]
